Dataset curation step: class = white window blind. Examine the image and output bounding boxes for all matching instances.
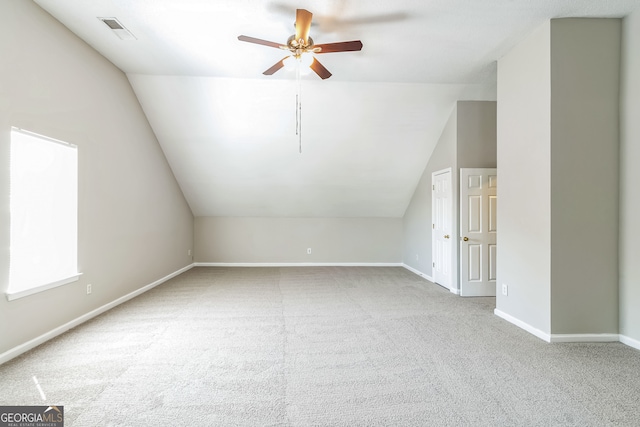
[8,128,79,300]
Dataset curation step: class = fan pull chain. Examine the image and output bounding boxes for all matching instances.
[298,93,302,154]
[295,64,302,153]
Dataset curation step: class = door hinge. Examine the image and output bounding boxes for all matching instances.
[432,224,435,229]
[433,262,435,267]
[432,185,435,190]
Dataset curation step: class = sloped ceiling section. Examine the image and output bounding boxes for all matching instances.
[33,0,640,217]
[128,76,491,216]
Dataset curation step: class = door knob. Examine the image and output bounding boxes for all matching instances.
[444,235,450,239]
[463,237,469,241]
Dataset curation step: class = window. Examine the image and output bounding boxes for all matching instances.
[7,128,79,300]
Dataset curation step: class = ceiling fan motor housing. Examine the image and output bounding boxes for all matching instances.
[287,35,313,49]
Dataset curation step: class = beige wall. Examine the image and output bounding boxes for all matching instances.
[620,9,640,343]
[457,101,498,169]
[496,18,621,337]
[496,21,552,334]
[195,217,402,264]
[549,19,620,334]
[0,1,194,356]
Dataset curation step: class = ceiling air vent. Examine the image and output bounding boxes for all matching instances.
[98,17,136,40]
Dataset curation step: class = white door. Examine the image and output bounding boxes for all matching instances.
[460,168,497,297]
[432,169,452,290]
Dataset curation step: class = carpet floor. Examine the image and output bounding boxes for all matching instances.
[1,267,639,426]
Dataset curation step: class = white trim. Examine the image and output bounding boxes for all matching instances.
[619,335,640,351]
[495,310,640,349]
[195,262,403,268]
[494,309,551,342]
[401,263,434,282]
[6,273,83,301]
[0,264,194,366]
[401,264,459,295]
[549,334,620,343]
[549,334,619,343]
[11,126,77,149]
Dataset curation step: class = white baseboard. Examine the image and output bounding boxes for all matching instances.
[0,263,194,366]
[494,309,551,342]
[401,264,459,294]
[620,334,640,351]
[195,262,403,268]
[401,264,434,282]
[550,334,620,343]
[494,309,636,347]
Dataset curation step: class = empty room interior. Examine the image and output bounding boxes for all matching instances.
[2,0,640,425]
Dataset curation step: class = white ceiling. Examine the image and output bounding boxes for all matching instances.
[34,0,640,217]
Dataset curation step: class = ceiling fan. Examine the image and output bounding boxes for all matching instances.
[238,9,363,79]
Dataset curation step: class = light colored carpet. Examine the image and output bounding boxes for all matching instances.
[1,267,639,426]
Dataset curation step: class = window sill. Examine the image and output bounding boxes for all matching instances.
[6,273,83,301]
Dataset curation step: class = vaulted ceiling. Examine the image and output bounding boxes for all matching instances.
[34,0,640,217]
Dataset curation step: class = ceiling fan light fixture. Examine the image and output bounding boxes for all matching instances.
[299,52,314,68]
[283,52,314,74]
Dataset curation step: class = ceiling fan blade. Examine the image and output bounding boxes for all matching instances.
[310,57,332,80]
[263,57,289,75]
[238,35,283,49]
[295,9,313,44]
[314,40,363,54]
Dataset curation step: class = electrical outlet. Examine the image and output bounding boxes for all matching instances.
[502,283,508,296]
[188,249,192,256]
[307,248,312,255]
[416,254,419,261]
[87,284,92,295]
